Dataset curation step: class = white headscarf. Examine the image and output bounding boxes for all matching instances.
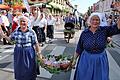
[13,16,29,31]
[18,15,29,25]
[87,12,108,26]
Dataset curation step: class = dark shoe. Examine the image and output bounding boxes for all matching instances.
[3,42,7,45]
[41,43,44,47]
[48,40,53,44]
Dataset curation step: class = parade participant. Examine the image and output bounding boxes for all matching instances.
[31,7,47,46]
[78,16,83,30]
[107,15,116,26]
[0,14,3,42]
[106,15,116,46]
[72,12,120,80]
[47,14,56,43]
[83,13,88,28]
[55,15,61,29]
[1,10,10,44]
[64,13,75,24]
[37,13,47,46]
[0,16,41,80]
[31,7,40,34]
[24,13,32,30]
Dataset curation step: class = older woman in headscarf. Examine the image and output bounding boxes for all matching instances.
[71,12,120,80]
[0,16,42,80]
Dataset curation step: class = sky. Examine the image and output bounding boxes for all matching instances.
[70,0,99,14]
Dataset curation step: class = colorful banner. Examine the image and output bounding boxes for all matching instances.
[23,0,30,13]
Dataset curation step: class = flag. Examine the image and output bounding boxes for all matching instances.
[22,0,30,13]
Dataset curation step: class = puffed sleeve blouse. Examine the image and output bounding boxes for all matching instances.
[76,24,120,55]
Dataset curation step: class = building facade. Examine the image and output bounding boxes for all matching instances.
[28,0,72,15]
[1,0,74,15]
[92,0,120,15]
[49,0,72,15]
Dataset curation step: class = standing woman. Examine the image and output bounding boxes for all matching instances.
[55,15,61,29]
[0,16,41,80]
[37,13,47,46]
[47,14,56,43]
[72,13,120,80]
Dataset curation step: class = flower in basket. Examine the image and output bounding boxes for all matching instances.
[44,60,52,66]
[38,54,73,74]
[60,60,71,70]
[52,61,60,68]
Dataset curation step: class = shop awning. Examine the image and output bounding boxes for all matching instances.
[12,5,25,9]
[0,4,10,9]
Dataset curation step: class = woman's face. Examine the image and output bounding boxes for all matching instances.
[90,15,100,28]
[20,18,28,29]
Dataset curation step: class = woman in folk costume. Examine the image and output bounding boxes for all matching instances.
[0,16,42,80]
[46,14,56,43]
[37,13,47,46]
[71,12,120,80]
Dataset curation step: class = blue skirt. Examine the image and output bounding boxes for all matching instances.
[14,46,37,80]
[74,50,109,80]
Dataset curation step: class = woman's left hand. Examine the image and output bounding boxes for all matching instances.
[37,53,44,59]
[70,58,76,69]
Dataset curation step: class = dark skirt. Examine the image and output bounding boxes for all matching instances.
[74,50,109,80]
[37,27,46,43]
[14,46,37,80]
[47,25,54,39]
[32,26,39,34]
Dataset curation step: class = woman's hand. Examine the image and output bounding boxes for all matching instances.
[107,37,112,43]
[71,58,76,69]
[37,53,46,68]
[37,53,44,59]
[70,53,79,69]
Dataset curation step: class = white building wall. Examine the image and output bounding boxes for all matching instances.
[103,0,113,15]
[94,0,114,15]
[99,1,103,12]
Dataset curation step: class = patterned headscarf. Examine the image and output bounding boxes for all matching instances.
[87,12,108,26]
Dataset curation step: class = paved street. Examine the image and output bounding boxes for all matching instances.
[112,34,120,47]
[0,25,120,80]
[0,24,80,80]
